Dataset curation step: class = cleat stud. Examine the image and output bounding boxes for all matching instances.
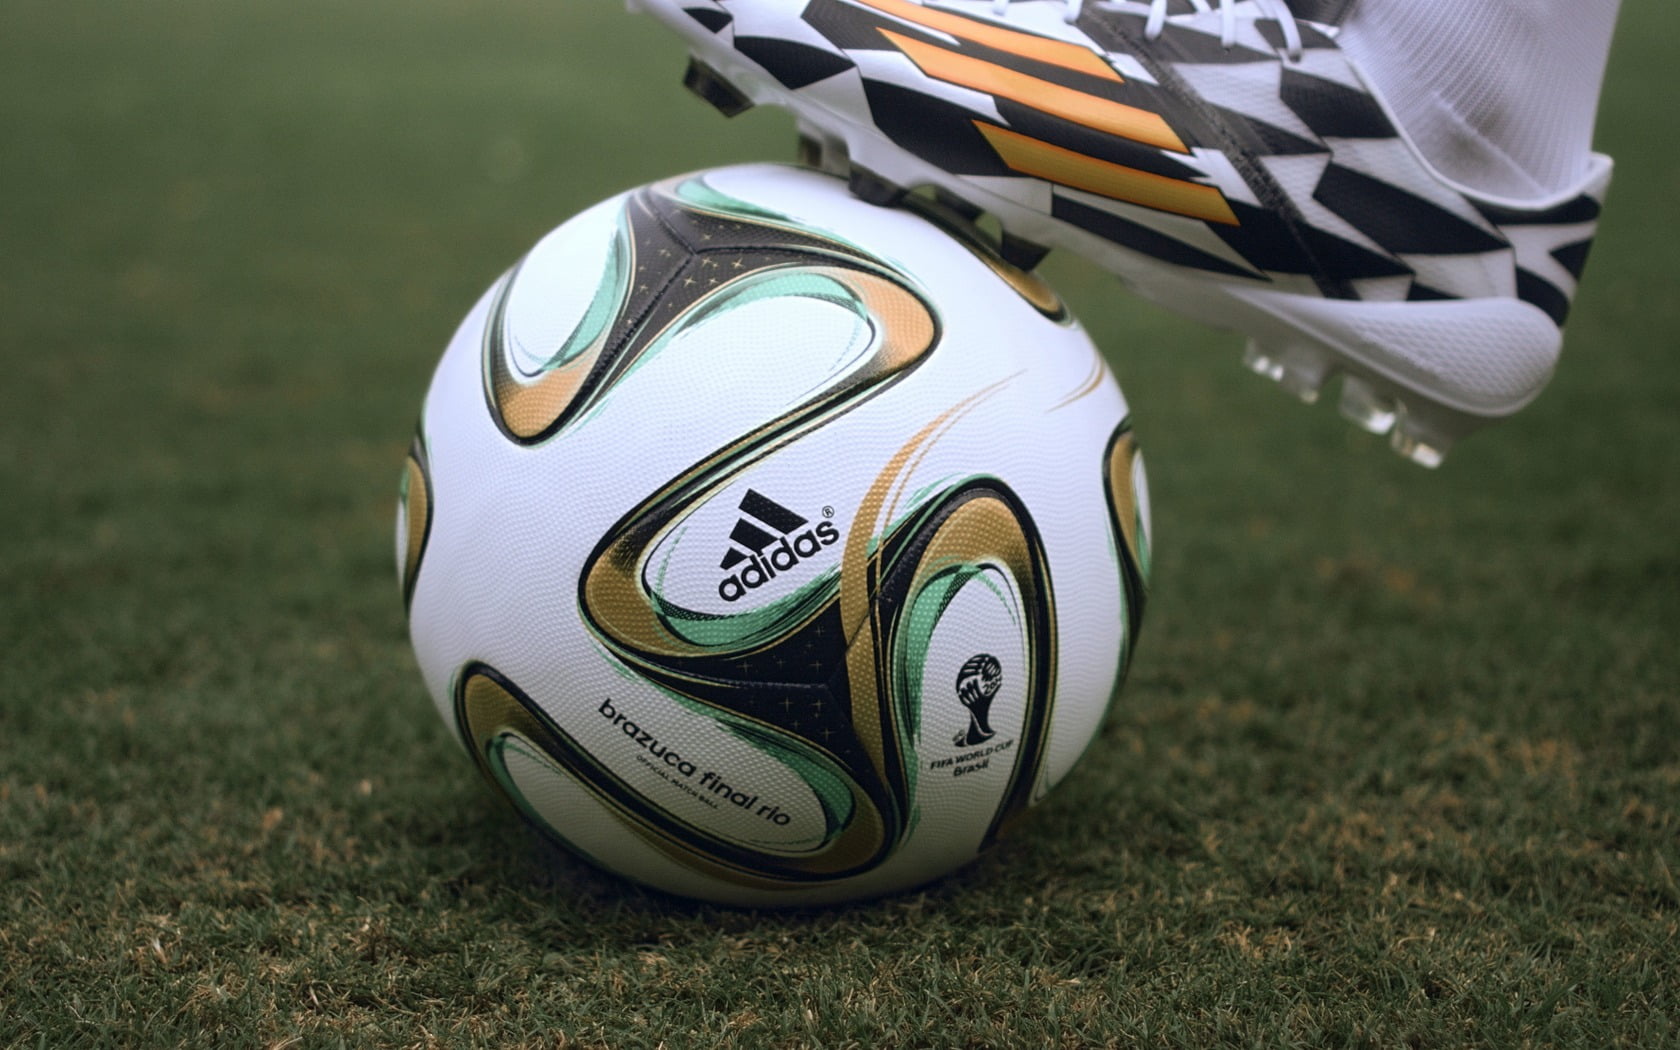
[1278,371,1322,405]
[1241,340,1285,382]
[934,188,983,221]
[1278,347,1331,405]
[847,164,907,207]
[1338,376,1397,435]
[796,133,824,169]
[999,232,1051,271]
[1386,399,1473,469]
[1245,339,1331,403]
[1389,426,1447,469]
[795,123,849,175]
[683,58,754,117]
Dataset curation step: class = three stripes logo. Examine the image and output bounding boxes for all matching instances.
[847,0,1237,226]
[716,489,841,603]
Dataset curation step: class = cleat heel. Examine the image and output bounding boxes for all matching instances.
[683,58,754,117]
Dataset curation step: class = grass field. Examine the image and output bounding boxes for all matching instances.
[2,1,1677,1046]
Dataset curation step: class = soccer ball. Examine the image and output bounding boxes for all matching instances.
[397,163,1151,907]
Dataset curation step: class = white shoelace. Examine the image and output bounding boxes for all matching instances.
[987,0,1305,61]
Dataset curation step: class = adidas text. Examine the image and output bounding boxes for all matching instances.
[717,522,840,603]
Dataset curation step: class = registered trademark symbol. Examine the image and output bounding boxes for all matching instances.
[822,506,834,519]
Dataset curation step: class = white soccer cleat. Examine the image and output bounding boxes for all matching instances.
[627,0,1613,464]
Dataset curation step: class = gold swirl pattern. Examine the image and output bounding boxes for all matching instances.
[484,174,937,446]
[454,662,891,889]
[1103,419,1150,646]
[398,429,433,612]
[847,473,1060,851]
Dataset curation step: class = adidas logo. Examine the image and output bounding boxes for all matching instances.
[716,489,840,603]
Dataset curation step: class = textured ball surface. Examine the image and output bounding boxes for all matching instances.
[398,163,1151,906]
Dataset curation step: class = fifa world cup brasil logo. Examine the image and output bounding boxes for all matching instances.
[954,654,1003,747]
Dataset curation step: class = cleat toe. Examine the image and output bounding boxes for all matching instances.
[683,58,754,117]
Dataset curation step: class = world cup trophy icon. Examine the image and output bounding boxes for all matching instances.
[953,654,1003,747]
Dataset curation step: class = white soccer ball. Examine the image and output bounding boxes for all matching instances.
[397,163,1151,907]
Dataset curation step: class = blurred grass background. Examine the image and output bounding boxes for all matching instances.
[1,1,1675,1046]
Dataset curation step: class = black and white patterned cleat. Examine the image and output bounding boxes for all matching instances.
[629,0,1612,464]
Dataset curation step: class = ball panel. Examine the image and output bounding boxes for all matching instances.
[485,194,634,441]
[454,661,900,900]
[483,173,942,448]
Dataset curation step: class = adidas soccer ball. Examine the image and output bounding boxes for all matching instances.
[397,163,1151,907]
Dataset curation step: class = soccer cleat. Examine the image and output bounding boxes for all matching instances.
[626,0,1613,464]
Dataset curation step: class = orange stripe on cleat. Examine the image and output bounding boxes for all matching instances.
[852,0,1120,81]
[976,122,1239,226]
[881,30,1187,153]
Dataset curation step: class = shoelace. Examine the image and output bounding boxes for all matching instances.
[987,0,1304,61]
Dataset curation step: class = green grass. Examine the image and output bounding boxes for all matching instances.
[2,1,1676,1046]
